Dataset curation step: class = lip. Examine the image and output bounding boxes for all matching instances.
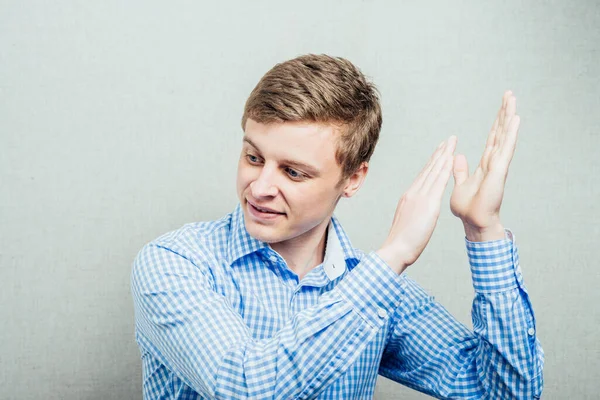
[246,199,285,220]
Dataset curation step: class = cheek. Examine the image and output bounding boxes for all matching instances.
[236,161,252,194]
[288,183,339,215]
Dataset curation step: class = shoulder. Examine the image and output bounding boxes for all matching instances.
[132,213,234,281]
[155,214,232,257]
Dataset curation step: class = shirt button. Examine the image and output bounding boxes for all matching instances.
[527,327,536,336]
[377,307,387,319]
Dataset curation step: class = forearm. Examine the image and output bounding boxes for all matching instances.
[219,253,405,398]
[215,295,369,398]
[467,232,544,398]
[378,233,543,399]
[137,295,359,399]
[137,292,365,399]
[133,245,403,399]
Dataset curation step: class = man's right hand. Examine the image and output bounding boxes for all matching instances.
[376,136,457,275]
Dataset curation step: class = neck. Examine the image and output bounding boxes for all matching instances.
[270,217,330,280]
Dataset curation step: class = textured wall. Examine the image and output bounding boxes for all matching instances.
[1,1,598,398]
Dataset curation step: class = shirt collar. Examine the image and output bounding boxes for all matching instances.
[227,203,360,268]
[322,221,348,280]
[227,204,268,264]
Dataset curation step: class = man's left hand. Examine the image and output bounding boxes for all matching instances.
[450,91,520,242]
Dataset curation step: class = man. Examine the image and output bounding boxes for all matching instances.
[131,54,544,399]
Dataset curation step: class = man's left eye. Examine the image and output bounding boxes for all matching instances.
[285,168,303,179]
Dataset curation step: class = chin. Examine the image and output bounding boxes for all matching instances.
[243,214,287,244]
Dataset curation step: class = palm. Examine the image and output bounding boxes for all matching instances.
[450,91,520,230]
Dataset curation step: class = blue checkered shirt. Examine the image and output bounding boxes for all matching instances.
[131,205,544,399]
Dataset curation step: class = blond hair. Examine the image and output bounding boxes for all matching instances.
[242,54,382,180]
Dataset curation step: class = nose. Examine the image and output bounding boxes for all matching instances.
[250,164,279,198]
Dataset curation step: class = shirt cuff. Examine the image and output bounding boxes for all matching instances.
[335,252,405,328]
[466,229,519,293]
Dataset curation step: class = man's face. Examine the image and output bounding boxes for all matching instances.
[236,119,346,245]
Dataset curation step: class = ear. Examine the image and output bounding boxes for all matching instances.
[341,162,369,198]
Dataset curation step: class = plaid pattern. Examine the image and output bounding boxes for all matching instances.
[131,205,544,399]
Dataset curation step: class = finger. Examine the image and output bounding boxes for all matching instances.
[422,136,457,192]
[471,165,486,188]
[485,109,501,149]
[481,91,513,171]
[502,90,513,111]
[480,110,501,171]
[430,154,454,201]
[497,93,508,135]
[498,114,520,166]
[411,140,446,192]
[503,90,513,105]
[498,95,516,150]
[452,153,469,187]
[497,90,512,136]
[480,144,493,173]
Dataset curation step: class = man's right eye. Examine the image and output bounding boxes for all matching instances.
[246,154,261,164]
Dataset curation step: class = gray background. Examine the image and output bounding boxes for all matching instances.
[1,0,598,398]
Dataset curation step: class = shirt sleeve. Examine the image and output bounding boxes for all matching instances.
[131,242,404,399]
[378,231,544,399]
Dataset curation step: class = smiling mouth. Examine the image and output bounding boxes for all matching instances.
[247,200,285,215]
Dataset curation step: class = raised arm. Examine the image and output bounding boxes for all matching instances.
[131,242,404,399]
[379,91,544,398]
[379,233,544,398]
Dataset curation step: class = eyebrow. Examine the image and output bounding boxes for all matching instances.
[243,136,322,177]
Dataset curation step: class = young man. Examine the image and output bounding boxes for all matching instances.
[131,54,544,399]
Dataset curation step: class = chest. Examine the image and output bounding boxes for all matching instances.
[225,265,329,339]
[221,274,387,398]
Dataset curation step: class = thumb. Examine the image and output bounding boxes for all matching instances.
[453,154,469,186]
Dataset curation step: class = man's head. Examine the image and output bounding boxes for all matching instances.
[242,54,382,181]
[237,54,382,245]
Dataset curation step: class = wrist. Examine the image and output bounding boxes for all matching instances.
[463,221,505,242]
[375,246,409,275]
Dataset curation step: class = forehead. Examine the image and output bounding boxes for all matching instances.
[243,119,341,170]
